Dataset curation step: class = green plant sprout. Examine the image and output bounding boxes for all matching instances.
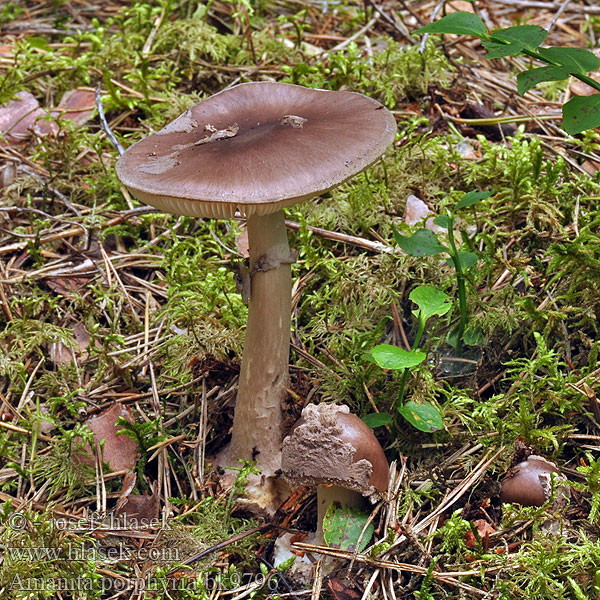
[364,285,451,433]
[395,190,492,349]
[415,12,600,134]
[574,452,600,524]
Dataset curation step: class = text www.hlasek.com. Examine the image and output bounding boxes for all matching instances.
[7,543,180,562]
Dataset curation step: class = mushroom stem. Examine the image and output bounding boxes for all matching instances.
[316,485,366,546]
[229,209,292,476]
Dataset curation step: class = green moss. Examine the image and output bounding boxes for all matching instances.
[282,39,453,106]
[0,504,102,599]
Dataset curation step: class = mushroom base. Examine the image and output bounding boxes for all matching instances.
[215,465,291,516]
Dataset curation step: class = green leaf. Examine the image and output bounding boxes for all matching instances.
[398,401,443,433]
[454,251,478,271]
[463,326,484,346]
[489,25,547,51]
[537,47,600,74]
[415,12,487,38]
[446,327,460,349]
[362,413,393,428]
[362,349,376,364]
[394,228,447,257]
[517,66,570,95]
[455,190,492,210]
[370,345,427,370]
[26,37,49,49]
[409,285,452,321]
[323,503,374,551]
[563,94,600,135]
[433,214,451,229]
[482,40,525,59]
[276,556,297,571]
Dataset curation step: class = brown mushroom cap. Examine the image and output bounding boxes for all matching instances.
[281,403,389,498]
[500,455,564,507]
[115,82,396,218]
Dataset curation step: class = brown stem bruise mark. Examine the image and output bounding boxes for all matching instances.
[280,115,307,128]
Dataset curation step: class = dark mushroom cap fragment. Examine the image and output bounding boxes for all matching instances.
[500,455,567,507]
[116,82,396,218]
[281,403,389,499]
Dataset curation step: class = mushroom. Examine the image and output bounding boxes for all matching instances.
[501,455,569,507]
[116,82,396,508]
[281,403,389,544]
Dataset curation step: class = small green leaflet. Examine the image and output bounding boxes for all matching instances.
[517,66,570,95]
[448,251,478,271]
[323,503,374,552]
[415,12,487,38]
[563,95,600,135]
[463,326,484,346]
[433,214,451,229]
[488,25,547,52]
[537,47,600,74]
[398,401,444,433]
[370,344,426,370]
[26,37,49,49]
[409,285,452,322]
[446,327,460,349]
[362,412,393,428]
[482,40,526,59]
[455,190,492,210]
[394,228,447,257]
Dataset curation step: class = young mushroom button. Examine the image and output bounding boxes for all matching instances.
[116,82,396,512]
[500,455,569,507]
[281,403,389,545]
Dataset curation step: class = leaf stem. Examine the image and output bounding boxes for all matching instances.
[397,314,426,407]
[446,214,468,349]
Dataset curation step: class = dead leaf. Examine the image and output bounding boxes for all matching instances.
[47,339,75,367]
[0,162,16,188]
[46,276,92,296]
[115,493,160,523]
[446,1,475,13]
[327,577,362,600]
[581,159,600,176]
[465,518,496,548]
[0,88,94,147]
[570,71,600,97]
[235,226,250,257]
[0,91,58,145]
[115,470,138,512]
[36,404,57,434]
[46,322,95,367]
[52,88,96,126]
[82,403,141,472]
